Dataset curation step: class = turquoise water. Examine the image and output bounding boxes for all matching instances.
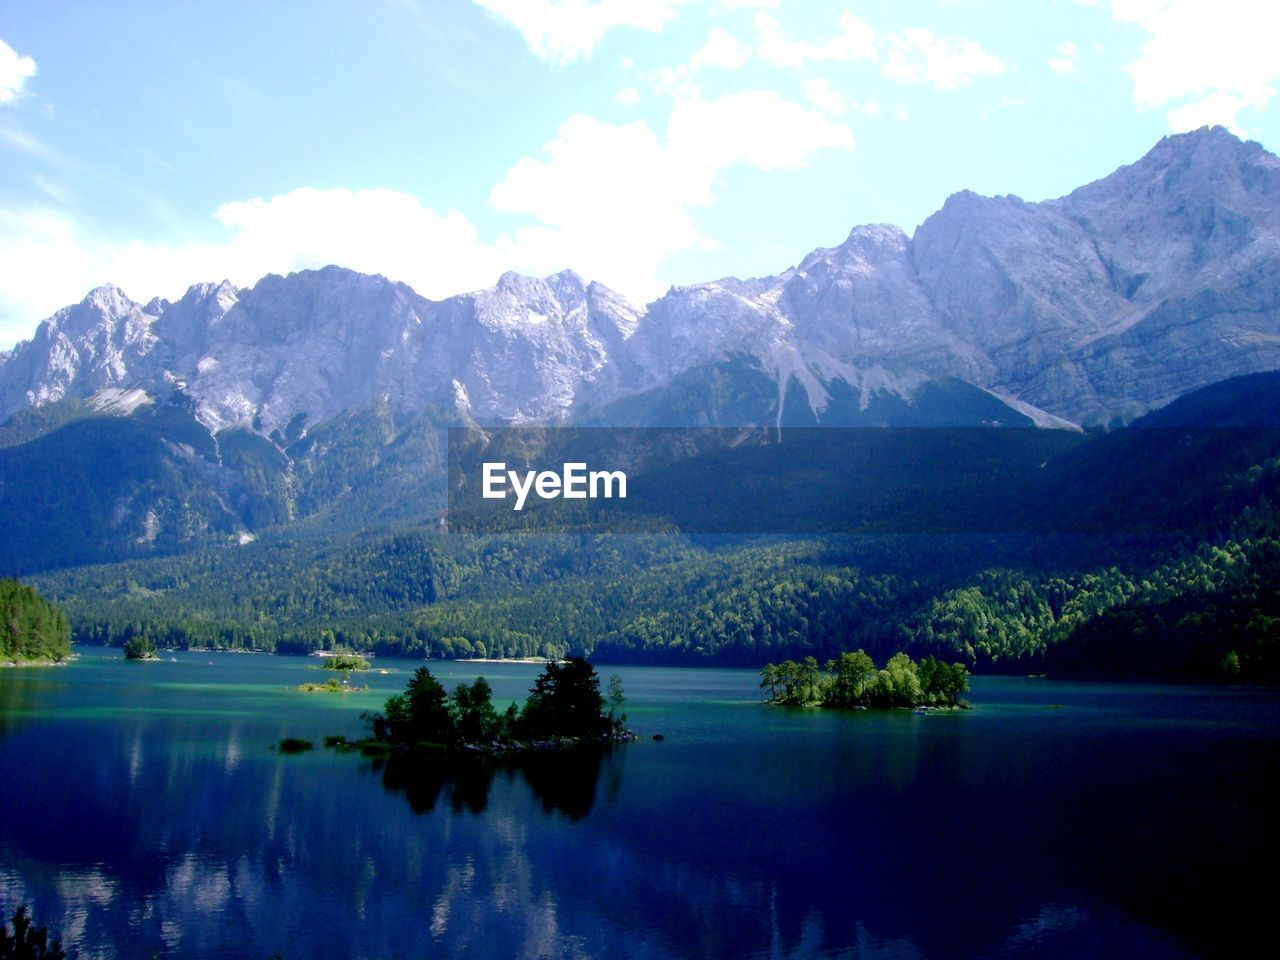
[1,649,1277,958]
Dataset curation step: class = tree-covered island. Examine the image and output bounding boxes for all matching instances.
[762,650,969,709]
[322,653,371,671]
[326,657,632,758]
[122,635,159,660]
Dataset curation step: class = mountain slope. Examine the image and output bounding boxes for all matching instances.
[2,127,1280,577]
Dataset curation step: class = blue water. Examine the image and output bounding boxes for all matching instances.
[1,649,1277,959]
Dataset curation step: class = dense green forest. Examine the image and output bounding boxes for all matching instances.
[27,516,1280,680]
[0,579,71,664]
[15,373,1280,681]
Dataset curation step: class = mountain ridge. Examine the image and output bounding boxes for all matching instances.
[2,125,1278,440]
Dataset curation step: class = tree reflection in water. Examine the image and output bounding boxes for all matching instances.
[369,745,609,820]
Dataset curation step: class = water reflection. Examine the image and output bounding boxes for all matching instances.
[0,673,38,738]
[365,745,612,821]
[0,658,1275,959]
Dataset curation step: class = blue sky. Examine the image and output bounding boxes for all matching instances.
[0,0,1277,349]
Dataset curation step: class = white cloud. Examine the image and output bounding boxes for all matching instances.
[754,11,877,68]
[747,12,1001,90]
[207,189,500,289]
[645,25,751,101]
[0,89,854,344]
[667,89,854,176]
[1165,90,1252,134]
[472,0,687,65]
[0,208,96,346]
[0,189,506,347]
[804,78,846,115]
[615,86,641,103]
[800,81,878,118]
[690,27,752,70]
[0,39,36,105]
[1048,40,1078,75]
[1113,0,1280,134]
[489,93,852,299]
[489,116,704,298]
[880,28,1005,89]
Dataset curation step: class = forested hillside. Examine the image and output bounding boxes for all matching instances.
[23,373,1280,681]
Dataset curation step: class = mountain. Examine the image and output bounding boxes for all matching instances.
[2,126,1280,573]
[628,125,1280,427]
[0,267,640,435]
[3,126,1277,442]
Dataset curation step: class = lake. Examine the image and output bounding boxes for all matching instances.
[1,649,1277,959]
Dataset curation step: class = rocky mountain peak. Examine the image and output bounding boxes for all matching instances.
[1060,126,1280,222]
[81,283,137,315]
[843,222,909,249]
[546,268,587,292]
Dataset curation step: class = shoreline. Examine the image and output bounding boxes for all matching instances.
[323,729,638,759]
[0,658,74,668]
[765,700,971,712]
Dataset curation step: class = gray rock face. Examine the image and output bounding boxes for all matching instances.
[906,125,1280,421]
[637,125,1280,425]
[0,266,642,434]
[0,284,161,415]
[1,126,1278,432]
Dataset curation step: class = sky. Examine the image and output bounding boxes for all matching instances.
[0,0,1277,350]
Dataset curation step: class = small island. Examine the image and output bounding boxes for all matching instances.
[322,653,371,671]
[297,677,364,693]
[321,657,631,758]
[122,635,159,661]
[761,650,970,709]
